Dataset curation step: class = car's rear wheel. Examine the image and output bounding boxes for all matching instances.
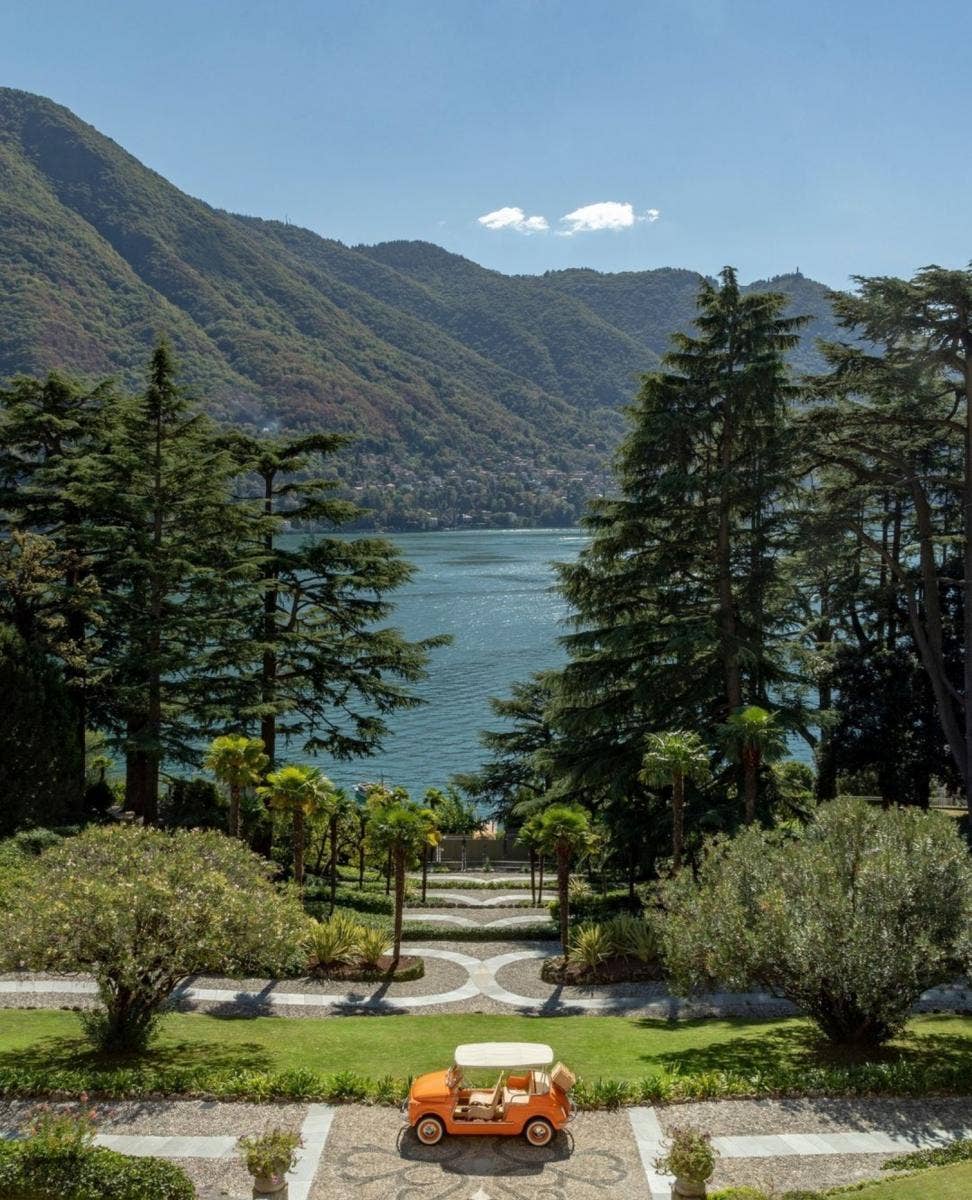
[524,1117,554,1146]
[415,1115,445,1145]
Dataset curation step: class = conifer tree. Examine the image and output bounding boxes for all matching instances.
[0,372,115,801]
[805,266,972,811]
[225,433,446,767]
[548,269,808,830]
[92,342,256,822]
[453,672,557,822]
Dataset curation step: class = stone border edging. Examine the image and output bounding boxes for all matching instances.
[2,948,970,1017]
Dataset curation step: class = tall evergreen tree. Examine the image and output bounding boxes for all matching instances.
[92,343,257,822]
[453,672,557,822]
[805,266,972,810]
[225,432,446,767]
[0,372,115,800]
[548,269,808,832]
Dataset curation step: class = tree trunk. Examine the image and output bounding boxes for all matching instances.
[385,848,392,895]
[392,848,406,965]
[358,816,366,889]
[672,773,685,871]
[815,584,838,801]
[529,848,537,907]
[960,345,964,816]
[421,841,428,904]
[293,809,305,887]
[537,853,544,904]
[145,399,163,827]
[329,813,338,915]
[716,399,744,716]
[261,471,278,768]
[556,844,570,960]
[743,750,759,825]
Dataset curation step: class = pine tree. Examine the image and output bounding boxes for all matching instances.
[453,672,557,822]
[91,342,257,822]
[225,432,446,767]
[0,372,115,802]
[805,266,972,811]
[548,269,809,834]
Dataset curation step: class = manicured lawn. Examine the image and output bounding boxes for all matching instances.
[1,1010,971,1082]
[851,1160,972,1198]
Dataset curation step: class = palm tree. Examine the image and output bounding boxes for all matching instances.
[420,789,445,903]
[516,812,546,907]
[538,803,592,961]
[257,764,330,886]
[325,787,350,915]
[366,798,429,964]
[719,705,788,825]
[639,730,711,871]
[204,734,268,839]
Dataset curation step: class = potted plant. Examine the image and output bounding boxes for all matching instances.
[655,1127,717,1198]
[238,1128,302,1196]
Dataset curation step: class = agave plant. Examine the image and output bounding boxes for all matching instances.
[355,926,390,968]
[569,922,612,972]
[606,915,658,963]
[306,913,361,969]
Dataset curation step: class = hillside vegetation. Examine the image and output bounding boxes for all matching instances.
[0,87,842,527]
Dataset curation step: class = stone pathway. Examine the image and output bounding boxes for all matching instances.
[3,943,971,1018]
[404,910,550,929]
[4,1097,972,1197]
[413,891,532,908]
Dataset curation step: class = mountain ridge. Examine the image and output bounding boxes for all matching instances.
[0,87,843,527]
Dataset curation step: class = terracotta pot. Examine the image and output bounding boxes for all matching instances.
[673,1178,706,1199]
[252,1170,287,1196]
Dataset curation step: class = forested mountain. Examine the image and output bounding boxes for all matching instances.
[0,87,843,527]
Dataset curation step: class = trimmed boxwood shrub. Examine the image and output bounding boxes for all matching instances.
[305,888,393,916]
[0,1141,194,1200]
[402,921,557,942]
[548,888,638,924]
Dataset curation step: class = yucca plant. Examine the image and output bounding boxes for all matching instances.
[306,913,361,969]
[569,922,612,972]
[606,915,658,963]
[355,926,389,968]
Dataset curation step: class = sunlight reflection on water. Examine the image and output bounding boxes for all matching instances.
[279,528,583,796]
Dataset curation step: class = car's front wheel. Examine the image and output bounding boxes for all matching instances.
[415,1115,445,1145]
[523,1118,554,1147]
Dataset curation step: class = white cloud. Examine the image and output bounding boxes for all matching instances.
[559,201,661,235]
[477,206,549,234]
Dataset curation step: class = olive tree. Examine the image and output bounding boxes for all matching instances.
[658,798,972,1045]
[1,825,306,1051]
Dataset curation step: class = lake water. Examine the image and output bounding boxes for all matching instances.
[283,528,587,797]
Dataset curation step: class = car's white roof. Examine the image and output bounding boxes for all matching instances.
[454,1042,554,1069]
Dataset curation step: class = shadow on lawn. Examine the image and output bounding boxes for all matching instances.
[630,1017,972,1074]
[0,1035,272,1074]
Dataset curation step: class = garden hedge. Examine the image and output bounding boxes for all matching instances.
[0,1141,194,1200]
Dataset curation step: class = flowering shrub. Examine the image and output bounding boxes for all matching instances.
[23,1098,98,1153]
[658,798,972,1045]
[0,826,307,1051]
[0,1095,193,1199]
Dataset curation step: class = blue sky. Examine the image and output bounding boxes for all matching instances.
[2,0,969,287]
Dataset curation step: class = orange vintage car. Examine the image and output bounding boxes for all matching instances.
[404,1042,576,1147]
